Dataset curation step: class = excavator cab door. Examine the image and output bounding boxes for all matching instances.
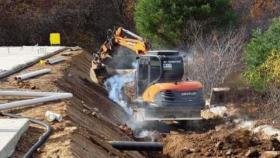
[136,56,161,97]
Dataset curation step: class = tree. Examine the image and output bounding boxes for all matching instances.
[134,0,236,46]
[187,22,245,94]
[244,17,280,91]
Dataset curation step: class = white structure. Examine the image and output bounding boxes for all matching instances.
[0,46,64,72]
[0,119,29,158]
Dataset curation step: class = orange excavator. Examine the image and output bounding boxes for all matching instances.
[90,27,205,121]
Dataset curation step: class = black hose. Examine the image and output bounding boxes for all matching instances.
[109,141,164,151]
[0,112,52,158]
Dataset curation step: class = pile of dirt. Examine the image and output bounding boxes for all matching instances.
[163,124,278,158]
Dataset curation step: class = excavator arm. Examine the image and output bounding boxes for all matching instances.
[90,27,150,83]
[97,27,149,61]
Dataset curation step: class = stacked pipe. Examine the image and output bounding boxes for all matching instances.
[46,56,66,65]
[14,69,51,81]
[0,90,73,110]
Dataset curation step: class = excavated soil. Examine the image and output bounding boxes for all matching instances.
[163,124,278,158]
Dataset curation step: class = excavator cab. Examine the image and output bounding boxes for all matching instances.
[136,51,184,96]
[134,50,205,121]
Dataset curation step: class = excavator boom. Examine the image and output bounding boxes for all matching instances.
[90,27,149,83]
[98,27,149,61]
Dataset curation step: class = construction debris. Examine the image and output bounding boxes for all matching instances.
[201,106,228,119]
[237,120,280,142]
[119,124,133,136]
[45,111,62,122]
[14,69,51,81]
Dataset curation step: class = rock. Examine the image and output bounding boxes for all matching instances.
[91,112,97,117]
[260,151,280,158]
[215,125,223,131]
[93,107,99,112]
[189,148,198,153]
[246,149,260,158]
[271,138,280,150]
[226,149,233,156]
[182,148,193,155]
[204,151,212,157]
[82,109,90,114]
[215,141,224,150]
[170,131,179,135]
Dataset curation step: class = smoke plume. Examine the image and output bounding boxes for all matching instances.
[104,71,135,115]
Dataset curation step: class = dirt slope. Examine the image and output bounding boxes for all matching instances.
[0,49,144,158]
[57,52,144,158]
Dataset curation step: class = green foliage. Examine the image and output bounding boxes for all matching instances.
[243,17,280,91]
[134,0,236,45]
[244,17,280,70]
[244,50,280,91]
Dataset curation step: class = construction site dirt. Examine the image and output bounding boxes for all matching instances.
[1,49,279,158]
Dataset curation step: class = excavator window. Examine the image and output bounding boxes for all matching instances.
[149,57,161,83]
[137,56,161,96]
[137,57,149,96]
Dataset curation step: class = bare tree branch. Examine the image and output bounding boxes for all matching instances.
[186,21,246,95]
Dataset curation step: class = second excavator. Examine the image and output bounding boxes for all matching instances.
[90,27,205,121]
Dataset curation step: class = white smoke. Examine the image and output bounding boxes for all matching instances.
[104,71,135,115]
[134,130,161,142]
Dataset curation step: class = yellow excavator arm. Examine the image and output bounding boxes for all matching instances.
[98,27,149,61]
[90,27,149,83]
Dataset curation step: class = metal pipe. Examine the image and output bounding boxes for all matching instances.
[15,69,51,81]
[109,141,163,151]
[0,93,73,110]
[0,90,64,97]
[46,56,66,65]
[0,47,68,80]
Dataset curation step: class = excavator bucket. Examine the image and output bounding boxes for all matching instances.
[90,27,149,84]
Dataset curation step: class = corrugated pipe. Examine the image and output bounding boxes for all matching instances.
[14,69,51,81]
[0,47,68,80]
[0,92,73,110]
[46,56,66,65]
[109,141,163,151]
[0,112,52,158]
